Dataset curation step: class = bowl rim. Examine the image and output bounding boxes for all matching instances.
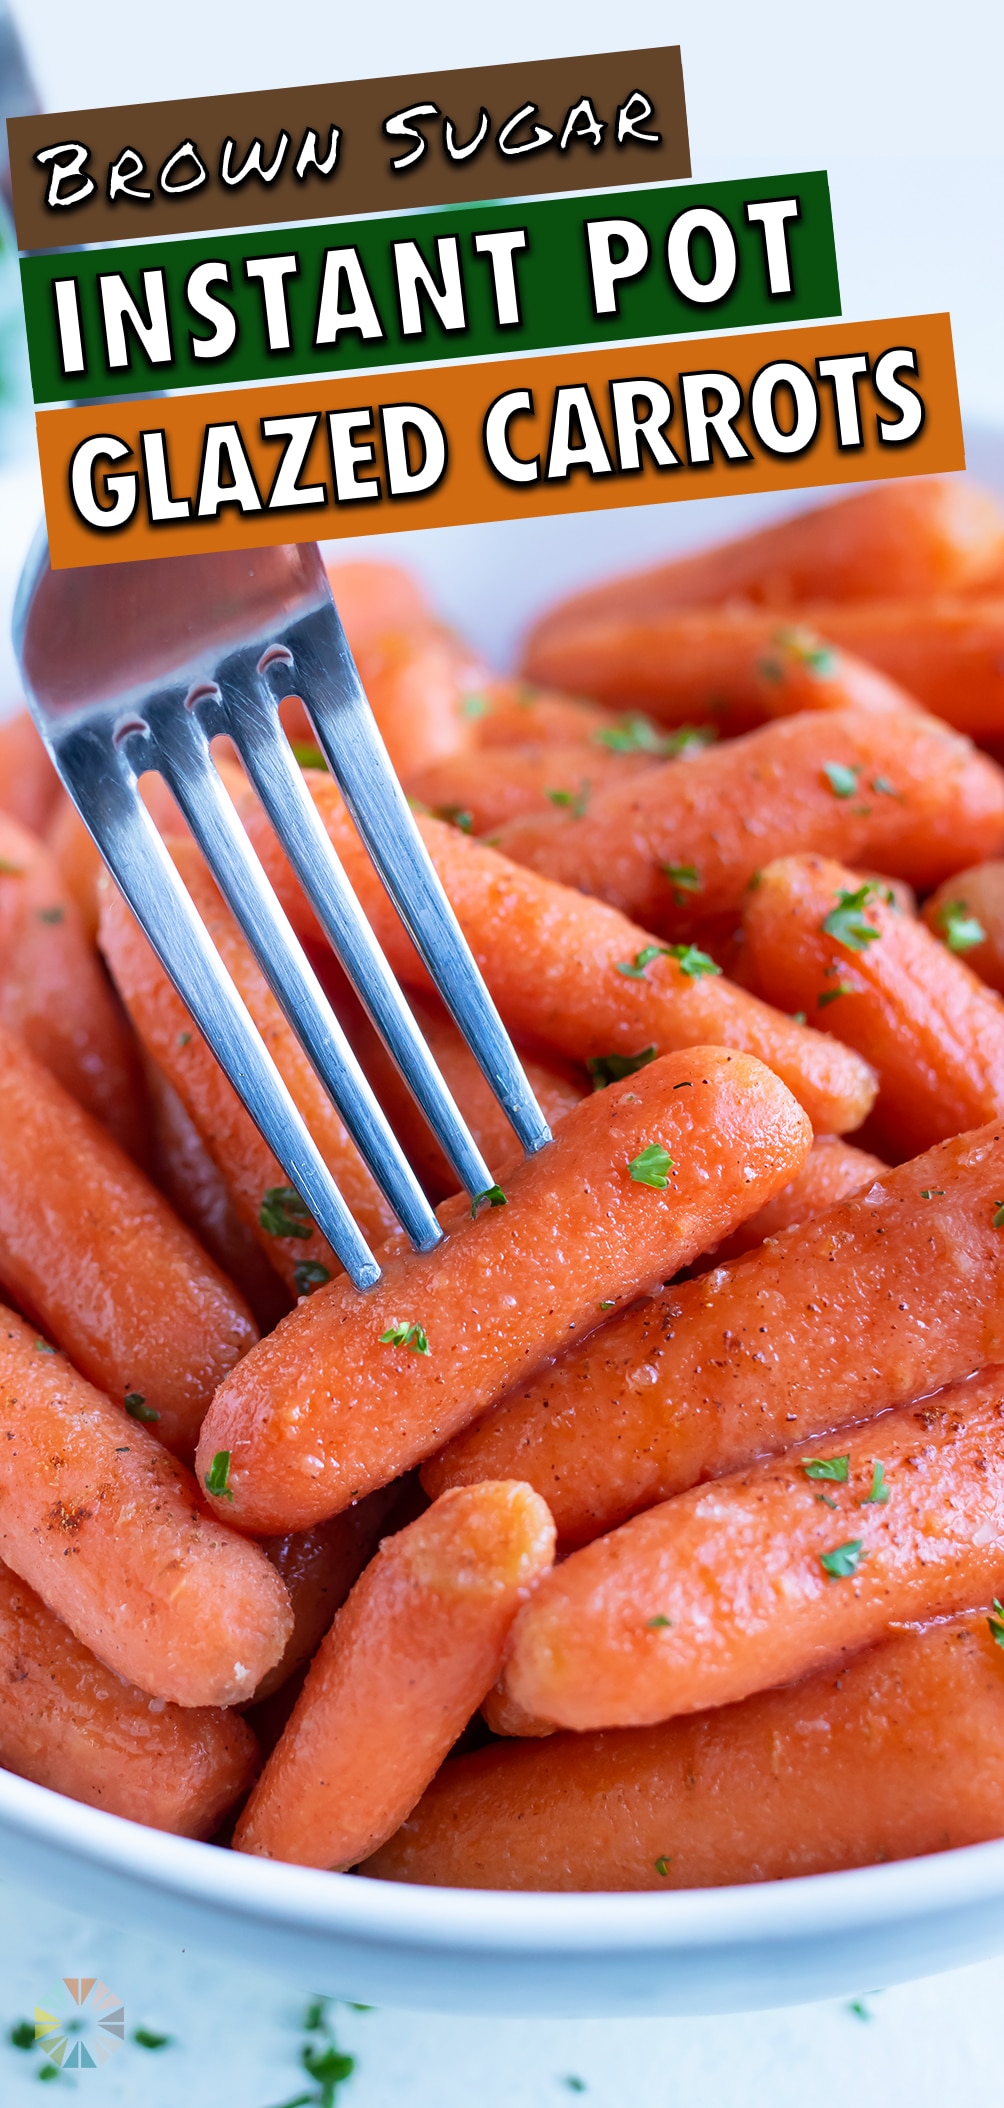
[3,1765,1004,1954]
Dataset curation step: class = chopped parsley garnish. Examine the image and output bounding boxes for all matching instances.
[471,1184,507,1217]
[616,945,667,979]
[125,1392,159,1423]
[289,740,328,770]
[817,984,853,1007]
[546,782,591,817]
[821,884,881,952]
[379,1321,430,1354]
[133,2027,173,2050]
[616,942,718,981]
[598,1300,615,1310]
[646,1614,672,1630]
[654,1856,672,1877]
[988,1599,1004,1651]
[177,1030,192,1047]
[592,715,712,758]
[628,1143,675,1189]
[661,861,702,899]
[863,1462,890,1506]
[587,1047,658,1088]
[36,904,65,924]
[935,900,986,954]
[802,1454,850,1482]
[871,776,900,798]
[260,1185,314,1239]
[791,1010,807,1025]
[816,1493,838,1510]
[293,1259,331,1296]
[460,691,489,720]
[34,1337,55,1353]
[774,627,838,679]
[823,762,859,798]
[205,1450,234,1501]
[434,805,473,833]
[920,1188,945,1199]
[820,1538,865,1579]
[994,1203,1004,1229]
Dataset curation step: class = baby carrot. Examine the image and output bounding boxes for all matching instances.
[789,598,1004,740]
[364,1617,1004,1889]
[524,612,921,733]
[922,861,1004,995]
[407,740,659,836]
[0,1024,257,1458]
[197,1046,811,1534]
[235,1480,555,1868]
[424,1120,1004,1544]
[522,478,1004,670]
[0,1560,259,1836]
[500,1369,1004,1729]
[353,623,481,776]
[0,1304,292,1706]
[701,1133,886,1264]
[255,1484,401,1701]
[489,710,1004,935]
[144,1058,290,1333]
[744,853,1004,1156]
[326,559,428,648]
[99,838,399,1290]
[243,784,877,1136]
[472,681,625,747]
[0,711,60,835]
[47,754,249,945]
[0,811,147,1160]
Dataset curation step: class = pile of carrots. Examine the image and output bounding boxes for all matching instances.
[5,473,1004,1891]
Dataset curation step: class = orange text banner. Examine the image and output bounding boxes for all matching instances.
[38,313,963,570]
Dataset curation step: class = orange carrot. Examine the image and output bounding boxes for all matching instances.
[786,598,1004,740]
[352,624,483,776]
[0,1024,257,1458]
[0,811,148,1159]
[47,754,248,945]
[0,710,60,835]
[243,784,877,1136]
[0,1303,292,1706]
[234,1481,555,1868]
[144,1057,291,1333]
[326,559,428,649]
[473,681,625,747]
[99,838,399,1291]
[922,861,1004,995]
[424,1121,1004,1544]
[254,1485,401,1701]
[524,612,922,732]
[0,1560,258,1835]
[744,853,1004,1156]
[407,740,660,835]
[522,479,1004,670]
[489,710,1004,936]
[364,1616,1004,1889]
[500,1369,1004,1730]
[699,1133,886,1264]
[197,1047,811,1535]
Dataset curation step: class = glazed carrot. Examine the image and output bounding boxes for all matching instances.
[489,710,1004,936]
[0,1560,259,1836]
[99,838,399,1291]
[243,784,877,1136]
[197,1047,811,1534]
[500,1368,1004,1730]
[353,624,483,776]
[0,710,60,835]
[0,1304,291,1706]
[326,559,428,648]
[407,740,660,835]
[744,853,1004,1156]
[144,1058,290,1333]
[473,681,624,747]
[424,1121,1004,1544]
[524,612,923,732]
[0,811,147,1160]
[364,1617,1004,1889]
[332,984,584,1199]
[522,479,1004,670]
[0,1024,257,1458]
[234,1481,555,1868]
[255,1485,401,1701]
[47,755,249,944]
[701,1133,886,1264]
[922,861,1004,995]
[788,598,1004,740]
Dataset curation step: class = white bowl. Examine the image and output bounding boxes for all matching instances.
[3,433,1004,2014]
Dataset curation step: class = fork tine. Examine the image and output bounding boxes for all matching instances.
[54,718,382,1290]
[142,692,445,1254]
[274,599,553,1158]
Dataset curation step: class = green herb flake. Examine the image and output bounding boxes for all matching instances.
[817,984,853,1008]
[802,1454,850,1483]
[434,804,473,833]
[379,1321,430,1354]
[628,1143,676,1189]
[791,1010,807,1025]
[863,1462,890,1506]
[616,945,666,979]
[816,1493,838,1510]
[587,1046,657,1088]
[988,1599,1004,1651]
[34,1337,55,1353]
[936,900,987,954]
[598,1300,615,1310]
[666,943,721,979]
[205,1450,234,1501]
[293,1260,331,1296]
[654,1856,672,1877]
[133,2027,173,2050]
[177,1030,192,1047]
[661,861,702,900]
[9,2019,35,2049]
[460,692,489,720]
[290,740,328,770]
[920,1188,945,1199]
[994,1203,1004,1229]
[471,1184,507,1217]
[821,884,882,952]
[125,1392,160,1423]
[646,1614,672,1630]
[823,761,860,799]
[592,715,711,758]
[820,1538,865,1580]
[546,782,591,818]
[871,776,900,799]
[260,1185,314,1239]
[36,904,65,924]
[775,627,838,679]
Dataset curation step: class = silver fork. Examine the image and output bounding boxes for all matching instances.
[14,533,551,1289]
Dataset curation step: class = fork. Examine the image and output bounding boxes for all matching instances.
[14,533,552,1289]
